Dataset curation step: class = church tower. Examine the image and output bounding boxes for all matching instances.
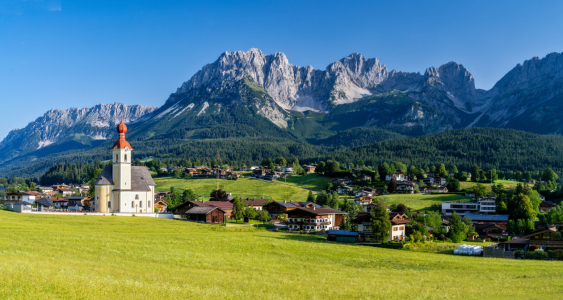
[112,119,132,191]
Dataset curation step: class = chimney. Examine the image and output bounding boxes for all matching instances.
[313,206,316,210]
[284,200,287,204]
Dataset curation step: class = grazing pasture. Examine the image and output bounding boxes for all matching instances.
[0,212,561,299]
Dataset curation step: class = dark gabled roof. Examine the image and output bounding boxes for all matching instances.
[522,225,558,238]
[205,201,233,210]
[499,238,530,245]
[185,206,225,215]
[94,165,155,191]
[270,201,297,208]
[35,198,54,207]
[290,207,346,216]
[95,165,114,185]
[326,230,359,236]
[242,197,270,207]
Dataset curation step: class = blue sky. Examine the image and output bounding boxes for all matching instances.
[1,0,563,140]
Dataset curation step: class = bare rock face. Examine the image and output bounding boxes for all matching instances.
[0,103,157,162]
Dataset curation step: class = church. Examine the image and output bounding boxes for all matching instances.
[94,119,156,213]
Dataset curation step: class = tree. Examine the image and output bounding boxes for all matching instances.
[456,171,468,182]
[268,162,275,171]
[472,183,487,199]
[378,163,392,180]
[471,166,480,182]
[29,182,37,191]
[485,169,498,183]
[172,169,183,179]
[230,198,245,222]
[316,161,326,175]
[370,200,392,244]
[257,209,271,224]
[181,189,196,204]
[512,193,536,232]
[446,179,460,192]
[387,179,397,193]
[542,168,558,183]
[210,189,228,202]
[275,157,287,167]
[244,207,257,219]
[315,190,329,206]
[88,168,103,197]
[407,166,418,180]
[437,164,448,177]
[448,164,459,174]
[524,171,533,182]
[448,212,468,243]
[306,191,315,203]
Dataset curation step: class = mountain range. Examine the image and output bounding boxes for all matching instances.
[2,49,563,177]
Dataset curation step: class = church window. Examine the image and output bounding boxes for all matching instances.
[132,201,134,207]
[108,201,111,209]
[148,201,151,208]
[139,202,142,208]
[115,154,118,162]
[135,195,139,200]
[125,154,128,162]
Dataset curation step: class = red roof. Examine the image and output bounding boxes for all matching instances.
[205,201,233,209]
[112,119,133,150]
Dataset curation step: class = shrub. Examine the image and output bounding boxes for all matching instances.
[533,249,547,260]
[547,250,557,259]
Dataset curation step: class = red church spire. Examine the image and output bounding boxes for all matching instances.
[112,118,133,150]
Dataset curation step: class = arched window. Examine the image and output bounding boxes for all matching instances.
[108,201,111,209]
[139,202,142,208]
[148,201,151,208]
[131,201,134,207]
[135,195,139,200]
[115,154,118,162]
[124,154,128,162]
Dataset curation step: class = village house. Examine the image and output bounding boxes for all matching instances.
[303,165,316,173]
[355,196,373,206]
[359,174,372,182]
[263,201,320,216]
[175,200,234,218]
[34,198,54,211]
[421,186,448,193]
[333,179,352,186]
[385,173,409,182]
[396,181,415,194]
[539,200,558,213]
[352,212,410,242]
[286,207,346,232]
[3,191,39,204]
[238,197,270,211]
[336,185,353,195]
[183,206,226,223]
[364,203,390,213]
[252,169,267,178]
[491,225,563,258]
[441,196,496,214]
[51,198,69,208]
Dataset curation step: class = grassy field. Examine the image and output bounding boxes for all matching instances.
[460,179,526,193]
[1,212,562,299]
[275,173,334,191]
[378,193,470,212]
[154,177,312,201]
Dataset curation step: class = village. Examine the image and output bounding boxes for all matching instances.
[3,141,562,261]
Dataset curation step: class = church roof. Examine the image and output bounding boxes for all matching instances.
[112,119,133,150]
[94,165,156,191]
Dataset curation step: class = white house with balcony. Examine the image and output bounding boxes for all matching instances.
[286,207,346,231]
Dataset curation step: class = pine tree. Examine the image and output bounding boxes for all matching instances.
[306,191,315,203]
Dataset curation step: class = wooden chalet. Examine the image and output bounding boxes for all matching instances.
[175,200,233,218]
[263,201,320,216]
[352,212,410,242]
[286,207,346,231]
[539,200,558,213]
[303,165,316,173]
[522,224,563,256]
[355,196,373,205]
[184,206,226,223]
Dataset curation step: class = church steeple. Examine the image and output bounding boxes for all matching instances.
[112,118,132,191]
[112,118,133,150]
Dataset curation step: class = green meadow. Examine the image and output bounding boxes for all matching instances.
[0,212,561,299]
[378,193,470,212]
[154,176,312,201]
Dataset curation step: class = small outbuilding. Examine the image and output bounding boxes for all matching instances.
[184,206,226,223]
[326,230,360,243]
[35,198,54,211]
